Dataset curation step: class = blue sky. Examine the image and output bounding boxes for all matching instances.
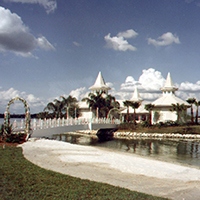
[0,0,200,113]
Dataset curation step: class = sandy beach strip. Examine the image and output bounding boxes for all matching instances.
[19,139,200,200]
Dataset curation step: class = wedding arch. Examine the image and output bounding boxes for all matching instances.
[4,97,31,135]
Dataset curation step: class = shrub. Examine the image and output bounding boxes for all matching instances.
[118,122,136,130]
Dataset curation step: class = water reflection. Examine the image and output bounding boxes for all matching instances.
[54,133,200,168]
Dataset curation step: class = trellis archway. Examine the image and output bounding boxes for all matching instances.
[4,97,31,136]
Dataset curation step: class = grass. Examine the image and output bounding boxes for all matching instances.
[0,146,168,200]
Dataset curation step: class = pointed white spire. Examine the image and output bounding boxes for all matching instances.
[130,86,143,102]
[89,71,111,93]
[160,72,178,92]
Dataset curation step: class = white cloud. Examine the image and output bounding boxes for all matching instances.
[120,68,165,93]
[104,29,138,51]
[73,41,81,47]
[179,81,200,92]
[117,29,138,39]
[0,6,55,57]
[138,68,166,91]
[120,76,137,91]
[148,32,181,46]
[69,87,87,101]
[4,0,57,13]
[0,87,45,113]
[37,36,55,51]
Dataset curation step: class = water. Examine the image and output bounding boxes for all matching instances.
[55,133,200,168]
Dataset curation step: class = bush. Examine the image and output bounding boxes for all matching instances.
[0,124,26,143]
[141,120,151,128]
[118,122,136,130]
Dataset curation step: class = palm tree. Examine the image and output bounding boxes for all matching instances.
[82,91,106,118]
[186,98,196,124]
[170,103,187,123]
[144,104,155,125]
[44,99,63,118]
[44,95,78,119]
[195,100,200,124]
[129,101,140,124]
[123,100,131,122]
[104,94,120,117]
[82,92,120,118]
[60,95,77,118]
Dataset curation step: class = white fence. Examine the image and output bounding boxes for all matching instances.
[12,117,121,131]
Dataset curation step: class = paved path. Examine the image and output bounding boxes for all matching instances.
[19,139,200,200]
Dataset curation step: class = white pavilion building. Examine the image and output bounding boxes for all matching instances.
[120,86,149,122]
[79,71,190,124]
[79,71,111,119]
[151,72,190,124]
[89,71,111,94]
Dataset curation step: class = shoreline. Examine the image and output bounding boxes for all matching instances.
[64,129,200,141]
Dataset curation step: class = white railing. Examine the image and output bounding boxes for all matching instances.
[12,117,121,131]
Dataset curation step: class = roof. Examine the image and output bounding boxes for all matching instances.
[160,72,178,92]
[152,95,190,107]
[129,86,143,102]
[121,104,148,114]
[89,71,111,91]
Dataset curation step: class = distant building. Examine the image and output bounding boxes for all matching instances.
[89,71,111,94]
[79,71,190,124]
[120,86,148,122]
[79,71,111,119]
[151,72,190,124]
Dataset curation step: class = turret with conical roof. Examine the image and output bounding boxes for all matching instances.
[129,86,143,103]
[160,72,178,94]
[151,72,190,124]
[89,71,111,94]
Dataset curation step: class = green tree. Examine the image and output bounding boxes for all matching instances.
[44,95,78,119]
[195,100,200,124]
[44,99,63,118]
[129,101,140,124]
[186,98,196,124]
[36,112,49,119]
[82,91,104,118]
[123,100,131,122]
[170,103,187,124]
[82,92,119,118]
[60,95,78,118]
[104,94,120,118]
[144,104,155,125]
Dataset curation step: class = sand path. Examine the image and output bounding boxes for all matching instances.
[19,139,200,200]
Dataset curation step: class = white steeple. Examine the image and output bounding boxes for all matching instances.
[89,71,111,94]
[160,72,178,94]
[130,86,143,102]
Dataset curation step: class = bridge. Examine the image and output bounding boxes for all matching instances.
[12,117,120,138]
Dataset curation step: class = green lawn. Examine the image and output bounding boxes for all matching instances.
[0,146,168,200]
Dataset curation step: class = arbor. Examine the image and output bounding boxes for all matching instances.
[186,98,196,124]
[129,101,140,124]
[144,104,155,125]
[195,100,200,124]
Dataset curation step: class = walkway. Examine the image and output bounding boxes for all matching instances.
[20,139,200,200]
[13,118,120,138]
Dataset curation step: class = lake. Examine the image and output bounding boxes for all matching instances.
[55,133,200,168]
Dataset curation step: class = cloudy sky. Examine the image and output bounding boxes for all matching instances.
[0,0,200,114]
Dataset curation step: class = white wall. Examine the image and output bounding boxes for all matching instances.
[152,108,177,124]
